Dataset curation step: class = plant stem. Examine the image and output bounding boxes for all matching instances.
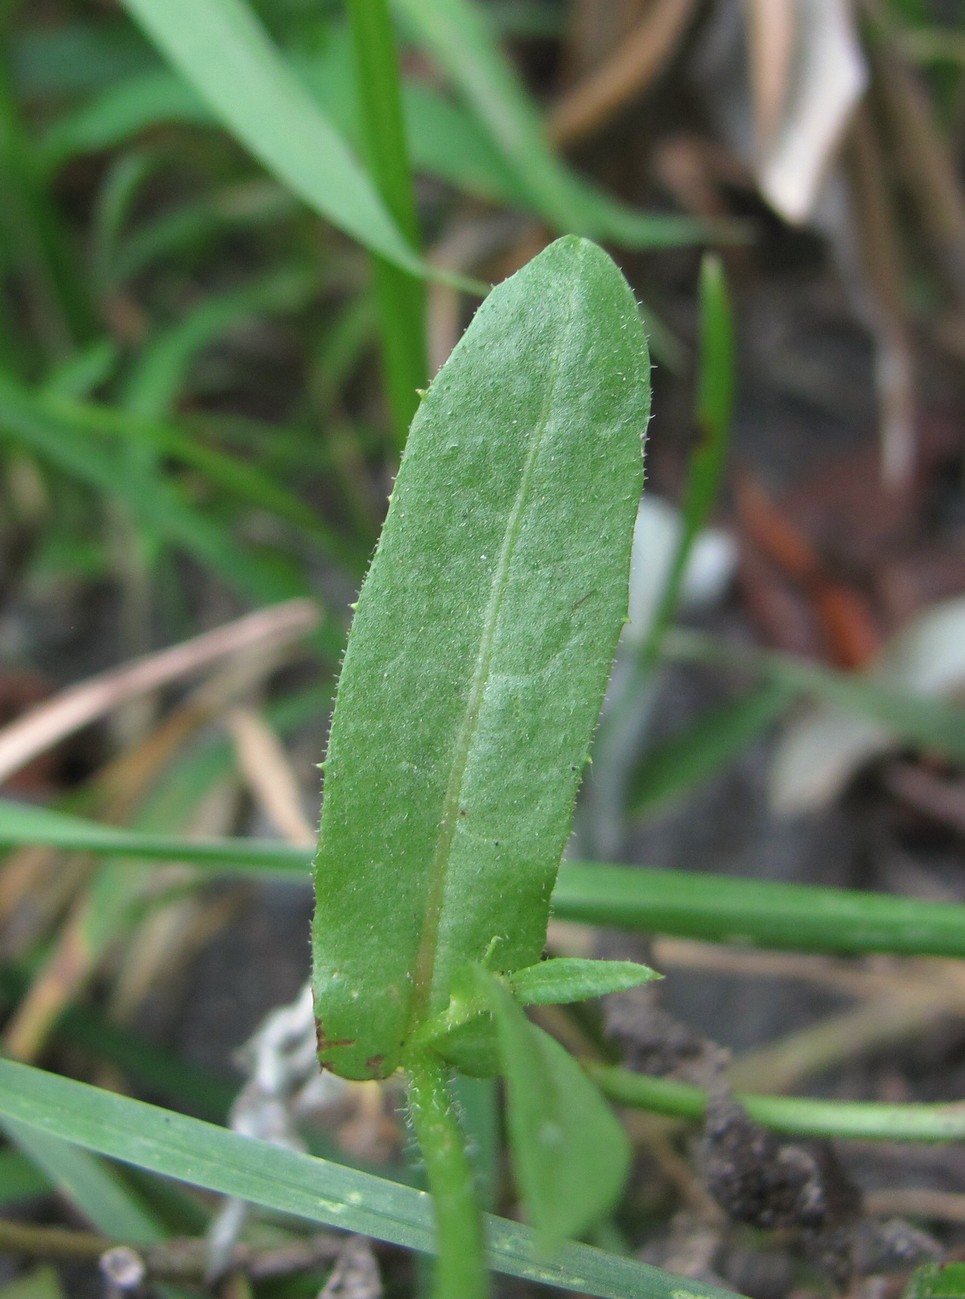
[346,0,427,450]
[406,1051,487,1299]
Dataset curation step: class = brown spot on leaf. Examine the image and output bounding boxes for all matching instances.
[315,1015,355,1057]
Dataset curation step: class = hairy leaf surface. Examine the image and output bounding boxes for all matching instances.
[312,237,650,1079]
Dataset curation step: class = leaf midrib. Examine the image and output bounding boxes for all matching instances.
[406,276,578,1035]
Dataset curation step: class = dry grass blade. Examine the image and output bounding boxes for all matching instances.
[743,0,796,159]
[225,707,315,847]
[2,629,313,1062]
[868,28,965,309]
[727,987,957,1095]
[550,0,698,148]
[865,1188,965,1225]
[0,599,320,786]
[0,700,216,963]
[744,0,866,223]
[884,761,965,837]
[843,107,916,484]
[1,701,223,1062]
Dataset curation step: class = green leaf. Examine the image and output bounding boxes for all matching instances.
[420,959,657,1077]
[508,957,660,1005]
[478,969,630,1255]
[115,0,422,274]
[312,236,650,1079]
[904,1264,965,1299]
[0,1060,741,1299]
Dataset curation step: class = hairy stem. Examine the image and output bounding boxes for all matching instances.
[406,1051,487,1299]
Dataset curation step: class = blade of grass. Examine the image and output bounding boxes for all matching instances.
[2,1121,165,1242]
[627,681,792,816]
[0,1058,742,1299]
[0,372,313,607]
[665,628,965,763]
[116,0,425,275]
[589,1064,965,1142]
[346,0,427,448]
[120,265,320,419]
[6,804,965,959]
[0,1149,50,1205]
[393,0,719,252]
[552,862,965,958]
[387,0,593,229]
[88,147,163,292]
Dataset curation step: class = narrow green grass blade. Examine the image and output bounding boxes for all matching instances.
[116,0,423,274]
[666,630,965,763]
[640,254,734,669]
[0,800,306,873]
[120,265,318,418]
[552,863,965,958]
[0,1060,741,1299]
[0,1149,50,1204]
[346,0,427,447]
[394,0,719,252]
[590,1064,965,1142]
[312,237,650,1080]
[0,373,307,604]
[2,1121,164,1242]
[628,682,792,816]
[395,0,583,228]
[7,802,965,958]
